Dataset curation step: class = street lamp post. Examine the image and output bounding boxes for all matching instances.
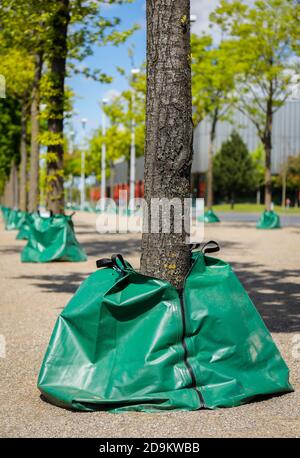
[80,118,87,210]
[129,68,140,210]
[100,99,109,211]
[68,131,75,205]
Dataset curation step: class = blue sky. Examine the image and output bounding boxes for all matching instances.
[67,0,220,143]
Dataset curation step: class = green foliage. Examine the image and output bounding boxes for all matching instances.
[64,149,82,177]
[281,155,300,191]
[211,0,300,140]
[251,144,265,188]
[191,34,237,126]
[213,131,256,201]
[0,0,138,198]
[86,68,146,181]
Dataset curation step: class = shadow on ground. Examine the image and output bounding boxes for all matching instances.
[5,223,299,333]
[232,262,300,333]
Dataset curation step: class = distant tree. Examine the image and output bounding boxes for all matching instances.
[0,97,21,199]
[87,68,145,193]
[0,0,137,214]
[211,0,300,210]
[191,34,237,208]
[0,44,34,210]
[279,155,300,206]
[42,0,138,214]
[213,131,255,208]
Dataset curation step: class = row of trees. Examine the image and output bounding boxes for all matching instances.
[81,0,299,212]
[213,132,300,207]
[191,0,299,210]
[1,0,299,215]
[0,0,136,213]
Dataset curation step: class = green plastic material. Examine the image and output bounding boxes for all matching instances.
[198,209,220,224]
[38,249,292,412]
[16,212,41,240]
[5,209,26,231]
[21,214,87,263]
[1,206,11,225]
[256,210,281,229]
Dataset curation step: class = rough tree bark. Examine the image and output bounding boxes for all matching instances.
[28,52,43,213]
[46,0,70,214]
[19,100,29,212]
[140,0,193,289]
[206,108,218,208]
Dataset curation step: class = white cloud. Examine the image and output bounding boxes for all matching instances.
[103,88,121,101]
[190,0,220,36]
[191,0,255,38]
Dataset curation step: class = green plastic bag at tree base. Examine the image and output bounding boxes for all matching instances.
[4,208,26,231]
[16,212,41,240]
[38,242,292,412]
[1,206,11,224]
[256,210,281,229]
[197,209,220,224]
[21,214,87,263]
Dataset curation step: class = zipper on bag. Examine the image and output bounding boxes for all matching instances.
[178,289,205,409]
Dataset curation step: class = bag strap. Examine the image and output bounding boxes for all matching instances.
[189,241,220,254]
[96,254,128,275]
[201,240,220,254]
[96,258,114,269]
[111,254,128,274]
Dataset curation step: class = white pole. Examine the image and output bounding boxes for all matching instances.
[101,100,107,211]
[80,119,87,210]
[129,92,136,210]
[129,69,140,210]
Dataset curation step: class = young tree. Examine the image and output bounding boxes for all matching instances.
[88,69,145,194]
[0,0,49,212]
[279,155,300,206]
[42,0,138,214]
[0,97,21,202]
[191,34,237,208]
[0,44,34,210]
[211,0,300,210]
[44,0,70,214]
[213,131,255,208]
[140,1,193,289]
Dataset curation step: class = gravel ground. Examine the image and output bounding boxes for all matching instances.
[0,212,299,438]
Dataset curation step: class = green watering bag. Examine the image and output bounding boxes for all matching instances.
[21,214,87,263]
[16,212,50,240]
[38,243,292,412]
[197,209,220,224]
[1,206,11,225]
[5,209,26,231]
[257,210,281,229]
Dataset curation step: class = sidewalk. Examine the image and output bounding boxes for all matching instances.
[0,212,299,437]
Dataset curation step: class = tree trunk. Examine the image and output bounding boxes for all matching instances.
[263,82,273,211]
[281,167,287,208]
[9,161,19,209]
[206,109,218,208]
[46,0,70,214]
[6,169,14,208]
[19,101,28,212]
[230,191,235,210]
[3,179,10,208]
[28,52,43,213]
[140,0,193,289]
[263,142,272,211]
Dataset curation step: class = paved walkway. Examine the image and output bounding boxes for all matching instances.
[0,212,299,437]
